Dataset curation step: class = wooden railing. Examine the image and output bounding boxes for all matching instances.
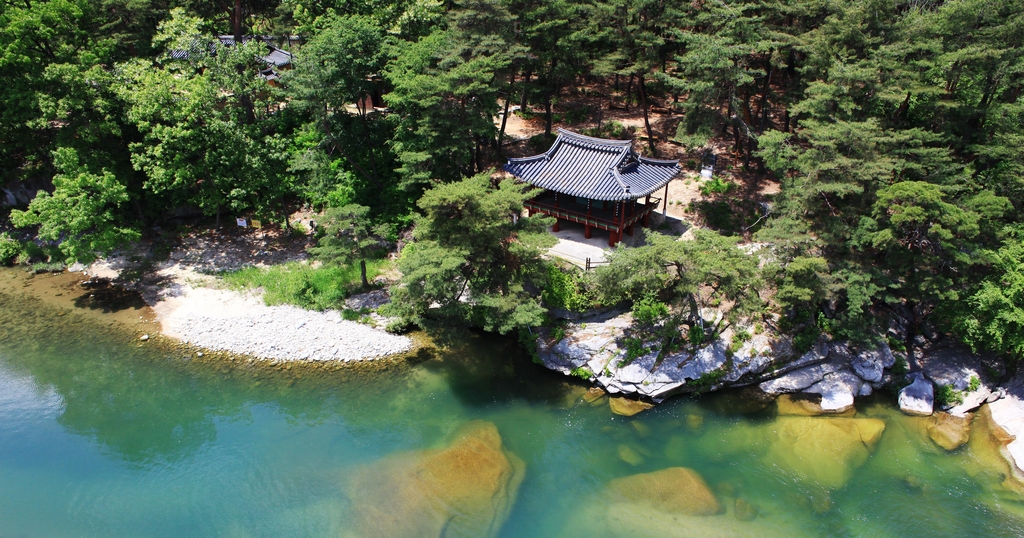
[525,197,660,232]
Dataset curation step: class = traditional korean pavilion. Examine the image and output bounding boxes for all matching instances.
[505,129,681,246]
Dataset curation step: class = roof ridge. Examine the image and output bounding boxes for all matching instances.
[557,128,632,147]
[637,155,681,166]
[507,154,547,164]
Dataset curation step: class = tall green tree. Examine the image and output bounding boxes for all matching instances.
[388,174,555,339]
[10,148,139,263]
[594,229,762,336]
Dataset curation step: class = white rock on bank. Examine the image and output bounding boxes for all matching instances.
[803,369,863,412]
[987,390,1024,476]
[899,372,934,416]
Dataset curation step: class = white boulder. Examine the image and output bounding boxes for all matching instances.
[899,372,934,416]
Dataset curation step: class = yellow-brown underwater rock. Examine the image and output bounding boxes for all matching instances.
[609,397,654,416]
[764,416,886,489]
[607,467,722,516]
[927,412,971,451]
[342,420,526,538]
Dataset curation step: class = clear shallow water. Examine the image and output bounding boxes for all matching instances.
[2,276,1024,537]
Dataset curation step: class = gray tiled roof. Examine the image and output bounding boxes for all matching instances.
[504,129,680,201]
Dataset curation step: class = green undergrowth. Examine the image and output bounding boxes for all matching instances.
[542,263,596,312]
[222,260,388,311]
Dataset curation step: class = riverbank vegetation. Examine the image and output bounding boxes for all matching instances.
[1,0,1022,363]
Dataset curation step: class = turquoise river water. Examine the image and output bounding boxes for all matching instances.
[2,270,1024,537]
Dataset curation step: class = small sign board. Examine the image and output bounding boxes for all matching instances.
[236,217,248,227]
[251,219,262,229]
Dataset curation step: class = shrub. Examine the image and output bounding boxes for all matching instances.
[518,326,542,364]
[688,325,705,346]
[31,261,65,274]
[0,233,19,266]
[730,328,752,353]
[689,368,726,392]
[552,325,567,342]
[891,355,909,376]
[632,295,669,325]
[968,375,981,392]
[618,337,649,366]
[700,177,734,196]
[542,264,595,312]
[887,335,907,352]
[694,200,736,231]
[570,366,594,379]
[934,384,965,407]
[793,324,820,354]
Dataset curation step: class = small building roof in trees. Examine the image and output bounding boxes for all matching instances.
[504,129,680,201]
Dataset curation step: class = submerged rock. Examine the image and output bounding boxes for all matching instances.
[899,372,934,416]
[609,397,654,417]
[606,467,721,516]
[764,417,886,489]
[733,498,758,521]
[583,386,607,403]
[927,412,971,451]
[342,421,525,538]
[776,394,855,417]
[617,445,645,466]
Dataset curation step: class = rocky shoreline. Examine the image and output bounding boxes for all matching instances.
[538,310,1024,481]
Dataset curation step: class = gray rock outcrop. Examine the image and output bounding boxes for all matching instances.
[851,344,895,383]
[899,372,934,416]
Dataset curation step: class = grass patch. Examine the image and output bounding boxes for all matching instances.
[222,260,388,311]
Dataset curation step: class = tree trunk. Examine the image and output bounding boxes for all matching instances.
[624,74,635,110]
[544,99,553,137]
[360,259,369,288]
[544,59,559,137]
[497,71,515,157]
[758,62,774,134]
[357,100,380,179]
[638,74,656,156]
[233,0,243,44]
[519,66,532,110]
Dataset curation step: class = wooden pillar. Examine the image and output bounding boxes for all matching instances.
[662,183,669,215]
[552,219,560,232]
[614,200,622,240]
[585,199,593,238]
[608,231,618,247]
[626,224,634,236]
[643,192,651,226]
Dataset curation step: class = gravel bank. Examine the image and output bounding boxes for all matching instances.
[156,287,412,362]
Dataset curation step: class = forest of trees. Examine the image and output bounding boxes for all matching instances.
[0,0,1021,361]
